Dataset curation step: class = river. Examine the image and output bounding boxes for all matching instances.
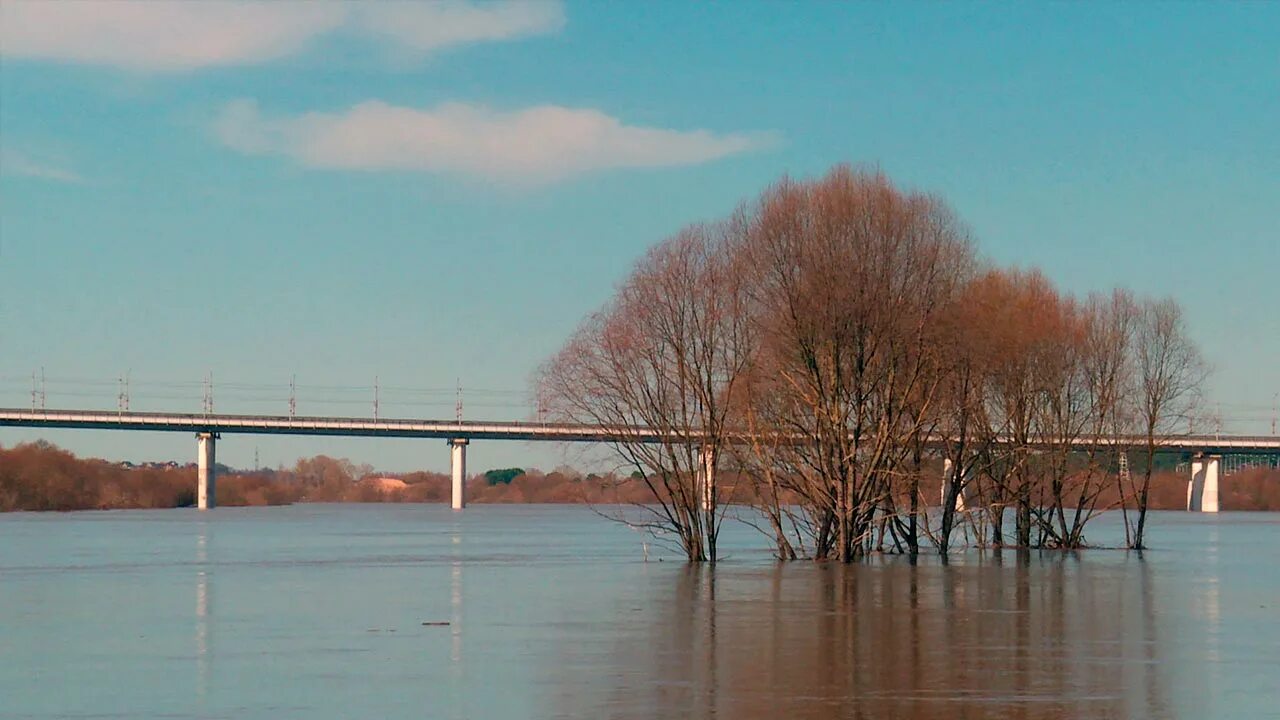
[1,505,1276,719]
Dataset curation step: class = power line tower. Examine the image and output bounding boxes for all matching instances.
[117,371,130,413]
[289,375,297,420]
[202,372,214,415]
[29,369,51,410]
[1118,452,1131,487]
[373,375,380,421]
[456,379,463,423]
[1272,392,1277,435]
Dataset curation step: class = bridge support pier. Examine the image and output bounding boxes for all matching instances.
[197,432,217,510]
[1187,454,1220,513]
[450,439,469,510]
[696,445,716,513]
[942,457,967,512]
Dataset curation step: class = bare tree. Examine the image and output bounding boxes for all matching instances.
[1029,292,1135,549]
[738,166,974,561]
[536,223,754,562]
[1049,290,1137,547]
[969,269,1061,548]
[1128,298,1206,549]
[932,273,998,556]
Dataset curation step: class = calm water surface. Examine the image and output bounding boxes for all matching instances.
[1,505,1277,719]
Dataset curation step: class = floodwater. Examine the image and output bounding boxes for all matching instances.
[1,506,1276,720]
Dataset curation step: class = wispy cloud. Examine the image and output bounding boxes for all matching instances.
[351,2,565,56]
[214,100,777,184]
[1,149,84,184]
[0,1,564,72]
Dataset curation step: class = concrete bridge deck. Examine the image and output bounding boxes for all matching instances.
[3,408,1278,452]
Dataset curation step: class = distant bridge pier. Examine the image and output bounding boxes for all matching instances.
[1187,454,1220,513]
[450,438,469,510]
[197,432,218,510]
[697,445,716,512]
[942,457,967,511]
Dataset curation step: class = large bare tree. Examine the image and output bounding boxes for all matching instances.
[537,222,754,562]
[737,166,974,561]
[1127,298,1205,549]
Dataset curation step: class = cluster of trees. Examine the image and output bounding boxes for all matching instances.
[485,468,526,485]
[0,440,196,511]
[538,165,1207,562]
[0,444,386,510]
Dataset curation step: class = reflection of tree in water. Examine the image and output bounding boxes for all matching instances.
[553,556,1173,720]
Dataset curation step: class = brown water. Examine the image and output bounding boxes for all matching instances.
[1,506,1276,719]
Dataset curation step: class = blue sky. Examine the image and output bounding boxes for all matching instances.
[1,1,1277,474]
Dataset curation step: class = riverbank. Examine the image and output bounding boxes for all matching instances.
[2,440,1278,512]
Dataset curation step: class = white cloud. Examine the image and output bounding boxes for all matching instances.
[0,1,563,72]
[351,2,565,55]
[1,149,84,184]
[214,100,776,184]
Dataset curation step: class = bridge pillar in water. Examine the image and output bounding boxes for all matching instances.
[1187,454,1220,513]
[697,445,716,512]
[197,432,217,510]
[942,457,967,512]
[450,439,469,510]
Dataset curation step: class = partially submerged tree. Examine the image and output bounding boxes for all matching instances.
[736,167,975,561]
[931,273,1000,555]
[536,223,754,562]
[1127,299,1206,549]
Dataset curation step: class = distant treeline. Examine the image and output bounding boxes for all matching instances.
[2,440,1279,513]
[0,440,654,511]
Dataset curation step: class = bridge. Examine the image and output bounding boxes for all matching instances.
[2,408,1278,513]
